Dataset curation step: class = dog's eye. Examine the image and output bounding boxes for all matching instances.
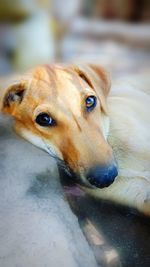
[85,96,97,111]
[36,113,56,127]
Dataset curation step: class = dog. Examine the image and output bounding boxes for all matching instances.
[0,64,150,216]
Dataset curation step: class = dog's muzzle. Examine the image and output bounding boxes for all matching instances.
[86,164,118,188]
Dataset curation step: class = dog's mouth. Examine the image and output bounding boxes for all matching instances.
[58,161,118,189]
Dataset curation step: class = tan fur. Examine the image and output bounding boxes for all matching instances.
[0,64,150,216]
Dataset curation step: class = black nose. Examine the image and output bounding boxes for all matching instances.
[86,164,118,188]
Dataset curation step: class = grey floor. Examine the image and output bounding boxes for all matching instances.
[0,115,98,267]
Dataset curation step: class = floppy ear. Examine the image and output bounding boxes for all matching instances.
[72,64,111,114]
[0,77,26,118]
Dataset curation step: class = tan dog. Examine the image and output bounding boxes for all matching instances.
[0,64,150,216]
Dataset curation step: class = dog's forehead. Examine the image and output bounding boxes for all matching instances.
[27,65,90,111]
[32,65,86,94]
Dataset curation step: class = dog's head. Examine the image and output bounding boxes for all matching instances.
[0,64,118,188]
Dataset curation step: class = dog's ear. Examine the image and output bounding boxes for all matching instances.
[72,64,111,114]
[0,77,27,117]
[88,64,111,96]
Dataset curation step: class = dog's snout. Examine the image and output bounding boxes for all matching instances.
[86,164,118,188]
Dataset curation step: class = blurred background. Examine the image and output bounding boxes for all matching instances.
[0,0,150,78]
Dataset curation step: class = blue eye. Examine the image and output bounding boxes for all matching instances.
[36,113,56,127]
[85,96,97,111]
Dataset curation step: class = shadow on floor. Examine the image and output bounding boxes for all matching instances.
[60,171,150,267]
